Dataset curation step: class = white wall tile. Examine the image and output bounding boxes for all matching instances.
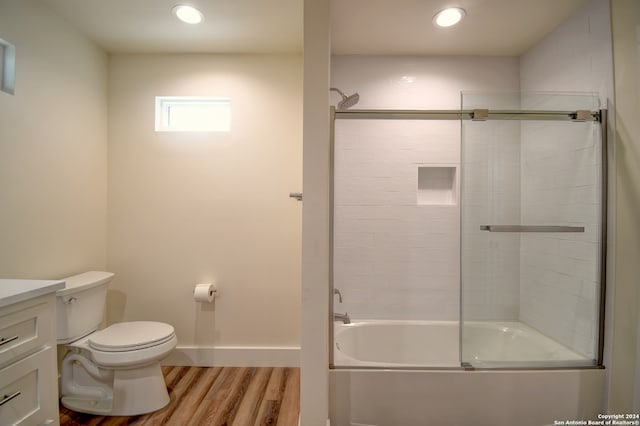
[518,0,611,359]
[331,49,603,343]
[461,119,522,320]
[331,55,519,320]
[333,118,461,321]
[519,115,602,358]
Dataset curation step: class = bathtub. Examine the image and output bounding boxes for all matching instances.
[330,320,605,426]
[333,320,589,368]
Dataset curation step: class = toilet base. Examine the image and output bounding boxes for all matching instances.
[61,361,170,416]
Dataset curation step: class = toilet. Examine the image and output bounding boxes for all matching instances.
[56,271,177,416]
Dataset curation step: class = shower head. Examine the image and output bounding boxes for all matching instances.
[338,92,360,109]
[330,87,360,110]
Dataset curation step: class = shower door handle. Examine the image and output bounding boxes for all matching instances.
[480,225,585,232]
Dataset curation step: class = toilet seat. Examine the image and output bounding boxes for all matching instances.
[89,321,175,352]
[67,321,177,368]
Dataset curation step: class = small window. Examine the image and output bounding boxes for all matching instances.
[155,97,231,132]
[0,38,16,95]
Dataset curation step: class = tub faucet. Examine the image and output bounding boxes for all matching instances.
[334,288,343,303]
[334,312,350,324]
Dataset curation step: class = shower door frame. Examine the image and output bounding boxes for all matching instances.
[329,106,608,369]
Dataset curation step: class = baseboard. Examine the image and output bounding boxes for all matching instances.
[163,345,300,367]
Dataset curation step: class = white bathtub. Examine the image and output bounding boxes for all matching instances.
[330,320,604,426]
[333,320,589,368]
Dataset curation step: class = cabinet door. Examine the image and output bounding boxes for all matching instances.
[0,298,55,368]
[0,347,58,426]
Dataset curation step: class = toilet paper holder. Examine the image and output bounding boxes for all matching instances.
[193,283,217,303]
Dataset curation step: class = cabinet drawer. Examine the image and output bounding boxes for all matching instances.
[0,347,57,426]
[0,299,54,367]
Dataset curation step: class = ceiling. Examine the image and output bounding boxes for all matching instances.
[41,0,588,55]
[41,0,303,53]
[331,0,588,55]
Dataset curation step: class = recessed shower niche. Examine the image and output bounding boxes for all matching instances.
[417,165,458,205]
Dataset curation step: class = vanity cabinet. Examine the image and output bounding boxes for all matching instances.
[0,280,64,426]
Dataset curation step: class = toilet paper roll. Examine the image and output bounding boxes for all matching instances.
[193,283,215,303]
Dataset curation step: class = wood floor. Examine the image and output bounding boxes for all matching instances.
[59,366,300,426]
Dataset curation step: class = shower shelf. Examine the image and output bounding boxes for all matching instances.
[479,225,585,232]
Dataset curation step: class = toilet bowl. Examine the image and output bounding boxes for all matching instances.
[57,271,177,416]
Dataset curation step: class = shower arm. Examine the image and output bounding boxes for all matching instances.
[330,87,346,98]
[330,87,360,110]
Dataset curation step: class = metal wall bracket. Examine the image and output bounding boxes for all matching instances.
[471,109,489,121]
[573,110,593,121]
[289,192,303,201]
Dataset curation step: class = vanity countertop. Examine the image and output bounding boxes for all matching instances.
[0,279,65,308]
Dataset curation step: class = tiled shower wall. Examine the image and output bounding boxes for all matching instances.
[334,120,460,319]
[518,0,612,359]
[460,119,522,320]
[461,111,602,357]
[331,55,519,320]
[331,56,604,351]
[519,119,601,358]
[331,0,610,355]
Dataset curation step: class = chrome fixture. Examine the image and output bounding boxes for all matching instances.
[332,109,602,122]
[334,312,350,324]
[330,87,360,110]
[480,225,585,233]
[334,288,343,303]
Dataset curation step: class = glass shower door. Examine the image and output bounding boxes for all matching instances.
[460,92,604,368]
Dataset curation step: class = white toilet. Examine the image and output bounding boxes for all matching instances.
[56,271,177,416]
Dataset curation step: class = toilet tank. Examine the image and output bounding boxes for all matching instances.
[56,271,114,343]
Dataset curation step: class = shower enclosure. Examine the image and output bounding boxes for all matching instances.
[330,91,606,370]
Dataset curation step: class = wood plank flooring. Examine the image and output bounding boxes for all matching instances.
[59,366,300,426]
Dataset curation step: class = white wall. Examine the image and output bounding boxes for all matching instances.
[331,56,520,321]
[609,0,640,413]
[300,0,331,423]
[518,0,614,358]
[0,0,108,279]
[107,54,302,357]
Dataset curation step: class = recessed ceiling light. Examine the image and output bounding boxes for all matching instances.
[433,7,466,27]
[172,5,204,24]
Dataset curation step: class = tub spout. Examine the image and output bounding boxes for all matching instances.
[334,312,350,324]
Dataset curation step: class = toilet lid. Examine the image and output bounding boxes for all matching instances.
[88,321,175,352]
